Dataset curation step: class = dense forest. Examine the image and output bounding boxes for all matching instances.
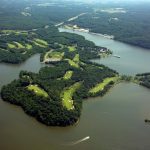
[69,3,150,49]
[0,0,91,30]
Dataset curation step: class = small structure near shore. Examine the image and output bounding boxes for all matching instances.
[145,119,150,123]
[113,55,121,58]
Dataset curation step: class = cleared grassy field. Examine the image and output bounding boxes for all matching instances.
[66,59,79,68]
[89,77,118,94]
[14,42,25,49]
[44,51,64,61]
[34,38,48,46]
[8,42,25,49]
[61,82,81,110]
[27,84,49,97]
[2,30,28,35]
[7,43,16,49]
[48,51,64,59]
[25,44,32,50]
[73,54,79,62]
[33,39,48,48]
[68,46,76,52]
[33,41,46,48]
[63,71,73,80]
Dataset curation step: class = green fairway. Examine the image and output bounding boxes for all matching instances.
[7,43,16,49]
[48,51,64,59]
[73,54,80,62]
[33,41,46,48]
[25,44,32,50]
[14,42,25,49]
[34,38,48,46]
[2,30,28,35]
[27,85,49,97]
[44,51,64,62]
[33,38,48,48]
[63,71,73,80]
[89,77,118,94]
[61,82,81,110]
[8,42,25,49]
[66,59,79,68]
[68,46,76,52]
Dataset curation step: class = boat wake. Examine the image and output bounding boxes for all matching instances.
[64,136,90,146]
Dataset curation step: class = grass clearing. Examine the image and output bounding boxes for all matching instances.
[14,42,25,49]
[48,51,64,59]
[73,54,80,62]
[43,50,64,62]
[68,46,76,52]
[63,71,73,80]
[25,44,32,50]
[33,38,48,48]
[33,41,47,48]
[27,84,49,97]
[61,82,81,110]
[89,77,118,94]
[7,43,16,49]
[34,38,48,46]
[8,42,26,49]
[66,59,79,68]
[2,30,28,35]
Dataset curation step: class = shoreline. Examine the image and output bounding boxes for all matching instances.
[60,26,150,50]
[62,25,114,39]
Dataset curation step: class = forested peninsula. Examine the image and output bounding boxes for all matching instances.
[1,26,119,126]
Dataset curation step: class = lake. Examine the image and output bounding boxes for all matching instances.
[0,29,150,150]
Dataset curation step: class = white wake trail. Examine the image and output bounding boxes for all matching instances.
[69,136,90,145]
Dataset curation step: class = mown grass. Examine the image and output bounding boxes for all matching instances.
[73,54,79,62]
[27,84,49,97]
[67,59,79,68]
[89,77,118,94]
[48,51,64,59]
[68,46,76,52]
[2,30,28,35]
[63,71,73,80]
[61,82,81,110]
[44,51,64,61]
[14,42,25,49]
[33,41,46,48]
[25,44,32,50]
[8,42,27,49]
[34,38,48,46]
[7,43,16,49]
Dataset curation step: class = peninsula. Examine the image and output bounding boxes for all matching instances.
[1,26,118,126]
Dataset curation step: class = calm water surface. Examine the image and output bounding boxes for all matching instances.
[0,31,150,150]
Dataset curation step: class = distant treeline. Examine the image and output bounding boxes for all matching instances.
[69,4,150,49]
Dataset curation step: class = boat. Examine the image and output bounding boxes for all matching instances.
[113,55,120,58]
